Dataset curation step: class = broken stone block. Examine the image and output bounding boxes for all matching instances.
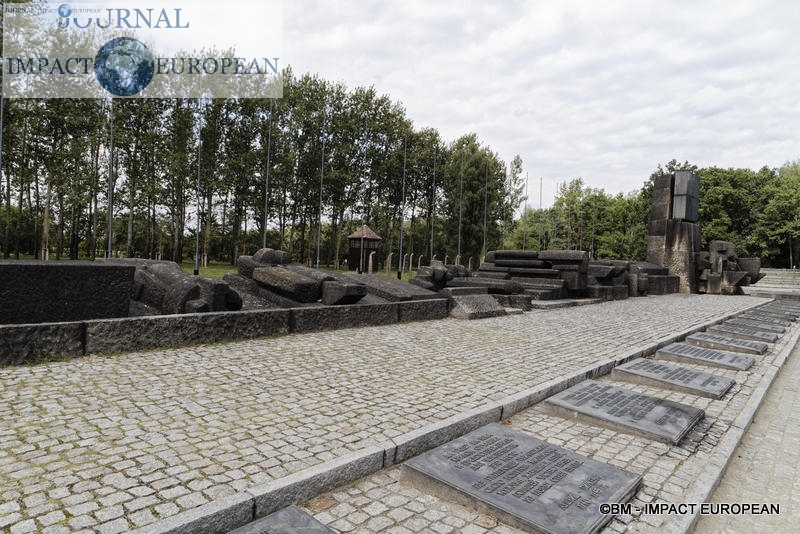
[252,267,320,302]
[162,278,202,314]
[321,281,366,305]
[237,256,257,278]
[448,277,523,294]
[449,294,506,319]
[253,248,292,265]
[196,277,243,311]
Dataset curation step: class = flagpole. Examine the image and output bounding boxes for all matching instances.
[430,143,436,260]
[522,172,528,251]
[263,99,273,249]
[457,148,464,263]
[482,159,488,256]
[397,138,407,279]
[107,98,114,258]
[316,114,325,269]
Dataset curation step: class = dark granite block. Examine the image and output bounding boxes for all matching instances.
[0,261,133,324]
[253,248,292,265]
[448,277,524,294]
[674,171,699,197]
[672,195,699,222]
[494,259,547,268]
[493,250,540,260]
[252,267,320,303]
[237,256,257,278]
[320,281,366,305]
[337,273,437,302]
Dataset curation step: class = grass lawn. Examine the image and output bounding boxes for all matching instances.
[179,261,415,281]
[179,262,237,279]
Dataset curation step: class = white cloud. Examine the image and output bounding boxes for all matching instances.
[285,0,800,206]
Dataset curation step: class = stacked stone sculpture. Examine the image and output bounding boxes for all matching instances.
[646,171,762,294]
[225,248,367,307]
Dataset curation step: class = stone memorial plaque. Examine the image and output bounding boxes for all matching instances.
[543,380,704,444]
[403,423,641,534]
[749,309,797,321]
[763,302,800,311]
[758,306,798,317]
[740,312,792,327]
[685,332,768,355]
[706,324,779,343]
[724,318,785,334]
[228,505,335,534]
[612,359,734,399]
[654,343,754,370]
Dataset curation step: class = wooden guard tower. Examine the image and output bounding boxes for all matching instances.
[347,225,382,272]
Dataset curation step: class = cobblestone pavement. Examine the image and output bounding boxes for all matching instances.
[299,297,800,533]
[0,295,768,533]
[694,330,800,533]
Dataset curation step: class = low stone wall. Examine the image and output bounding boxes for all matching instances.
[85,309,293,354]
[0,299,449,366]
[0,322,84,365]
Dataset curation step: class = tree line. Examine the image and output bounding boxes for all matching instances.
[3,76,799,269]
[0,67,526,268]
[512,159,800,268]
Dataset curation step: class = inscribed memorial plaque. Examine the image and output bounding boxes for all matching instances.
[612,359,734,399]
[724,318,785,334]
[749,309,797,321]
[403,423,642,534]
[685,332,768,355]
[706,324,778,343]
[654,343,754,370]
[543,380,704,444]
[739,313,792,327]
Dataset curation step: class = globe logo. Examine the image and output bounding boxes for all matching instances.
[94,37,155,97]
[58,4,72,18]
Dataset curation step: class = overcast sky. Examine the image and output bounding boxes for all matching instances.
[283,0,800,207]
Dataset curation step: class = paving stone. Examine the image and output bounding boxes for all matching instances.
[0,294,775,531]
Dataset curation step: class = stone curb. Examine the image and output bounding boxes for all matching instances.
[131,299,770,534]
[0,299,449,366]
[662,306,800,534]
